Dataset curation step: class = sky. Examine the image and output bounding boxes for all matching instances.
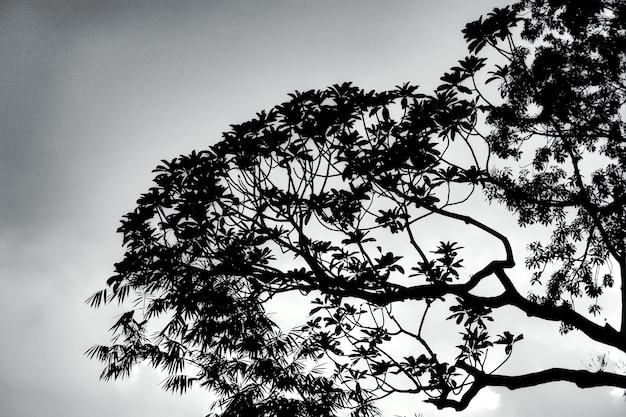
[1,1,625,416]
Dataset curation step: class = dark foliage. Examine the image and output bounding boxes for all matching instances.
[88,1,626,415]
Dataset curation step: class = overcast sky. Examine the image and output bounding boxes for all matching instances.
[1,1,625,417]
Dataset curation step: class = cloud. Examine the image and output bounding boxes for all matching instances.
[468,388,501,412]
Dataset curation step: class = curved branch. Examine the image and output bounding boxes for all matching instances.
[433,361,626,411]
[418,203,514,266]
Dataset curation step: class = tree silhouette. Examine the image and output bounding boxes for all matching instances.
[88,1,626,415]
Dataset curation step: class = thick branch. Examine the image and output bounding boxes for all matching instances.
[434,361,626,411]
[298,261,626,353]
[481,268,626,352]
[269,200,626,354]
[287,222,626,352]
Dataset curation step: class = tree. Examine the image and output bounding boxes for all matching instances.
[87,0,626,415]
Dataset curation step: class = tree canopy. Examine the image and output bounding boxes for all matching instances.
[88,0,626,415]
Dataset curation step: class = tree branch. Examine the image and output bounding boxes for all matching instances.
[433,361,626,411]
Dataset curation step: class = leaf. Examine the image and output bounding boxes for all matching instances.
[589,304,602,316]
[162,375,197,395]
[86,289,108,308]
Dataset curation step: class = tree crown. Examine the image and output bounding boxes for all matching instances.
[88,1,626,415]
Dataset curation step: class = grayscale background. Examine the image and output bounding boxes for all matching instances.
[1,1,624,416]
